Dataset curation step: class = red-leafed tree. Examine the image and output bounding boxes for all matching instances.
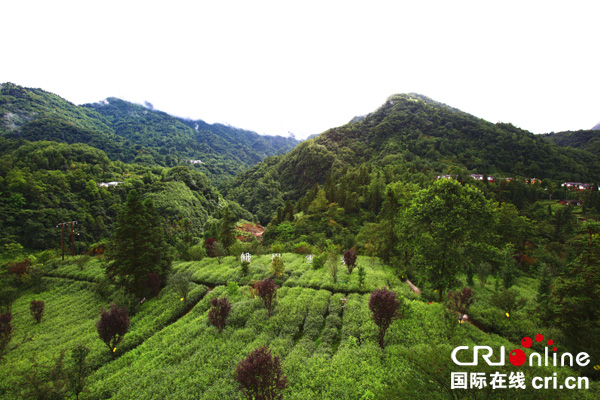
[30,300,45,323]
[235,346,288,400]
[446,287,475,319]
[256,279,277,318]
[146,272,161,298]
[343,249,357,274]
[96,304,129,357]
[208,297,231,333]
[369,287,401,349]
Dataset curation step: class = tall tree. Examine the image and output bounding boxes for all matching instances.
[107,190,171,297]
[405,179,497,301]
[218,205,237,251]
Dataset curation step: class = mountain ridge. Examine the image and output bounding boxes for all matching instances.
[0,82,300,182]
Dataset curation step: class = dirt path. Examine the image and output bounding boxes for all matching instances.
[406,279,421,295]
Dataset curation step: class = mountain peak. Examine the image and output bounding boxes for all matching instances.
[592,121,600,130]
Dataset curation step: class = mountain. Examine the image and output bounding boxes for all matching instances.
[593,121,600,130]
[543,129,600,156]
[0,83,299,181]
[224,93,600,224]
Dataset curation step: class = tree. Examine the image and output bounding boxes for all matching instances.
[343,248,357,274]
[0,313,13,357]
[358,265,366,287]
[256,279,277,318]
[369,288,401,349]
[168,270,193,304]
[476,262,492,288]
[219,206,237,251]
[107,190,172,297]
[146,272,161,298]
[446,287,474,319]
[270,255,284,278]
[235,346,288,400]
[326,246,338,283]
[405,179,497,301]
[66,344,90,400]
[96,303,129,357]
[30,300,45,323]
[208,297,231,333]
[544,222,600,344]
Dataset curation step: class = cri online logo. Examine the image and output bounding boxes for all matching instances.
[452,334,590,368]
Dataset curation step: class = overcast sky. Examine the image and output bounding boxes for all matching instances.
[2,1,599,139]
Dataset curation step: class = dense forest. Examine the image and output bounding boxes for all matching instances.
[1,84,599,399]
[0,83,299,182]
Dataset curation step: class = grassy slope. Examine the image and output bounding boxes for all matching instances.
[2,254,598,399]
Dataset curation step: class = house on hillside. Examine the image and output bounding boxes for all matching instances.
[561,182,594,190]
[189,160,203,165]
[558,199,582,206]
[98,181,123,188]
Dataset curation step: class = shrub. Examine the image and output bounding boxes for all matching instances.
[208,297,231,333]
[235,346,288,400]
[293,242,312,255]
[369,288,401,349]
[37,249,58,264]
[29,268,46,293]
[8,258,31,283]
[227,281,240,296]
[0,286,18,313]
[358,265,366,287]
[30,300,45,323]
[343,249,357,274]
[74,255,92,270]
[241,260,250,276]
[256,279,277,318]
[312,252,327,270]
[169,270,193,304]
[96,303,129,357]
[188,243,206,261]
[0,312,13,356]
[270,256,284,278]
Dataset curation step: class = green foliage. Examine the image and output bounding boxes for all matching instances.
[29,300,44,323]
[406,179,498,301]
[188,244,206,261]
[270,255,284,278]
[107,190,172,297]
[66,343,90,400]
[490,288,527,315]
[240,260,250,276]
[168,270,194,304]
[476,262,492,288]
[358,265,366,287]
[326,247,339,284]
[311,252,327,270]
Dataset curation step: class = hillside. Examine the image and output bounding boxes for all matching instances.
[2,254,598,399]
[544,129,600,156]
[223,93,600,223]
[0,83,299,181]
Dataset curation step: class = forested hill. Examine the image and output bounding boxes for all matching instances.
[543,129,600,156]
[0,83,299,181]
[223,93,600,223]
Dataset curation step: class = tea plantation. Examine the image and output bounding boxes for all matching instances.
[2,254,598,399]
